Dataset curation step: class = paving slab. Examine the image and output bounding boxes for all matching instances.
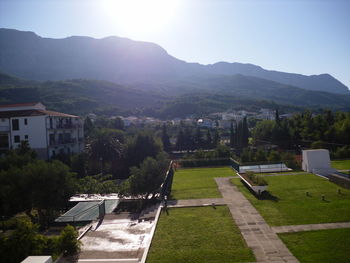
[167,198,226,207]
[215,177,299,263]
[272,221,350,233]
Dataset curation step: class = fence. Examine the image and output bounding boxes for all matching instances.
[178,158,234,168]
[160,161,174,200]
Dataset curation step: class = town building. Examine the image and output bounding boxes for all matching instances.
[0,102,84,159]
[197,118,214,128]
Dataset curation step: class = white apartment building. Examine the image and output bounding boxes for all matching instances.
[0,102,84,159]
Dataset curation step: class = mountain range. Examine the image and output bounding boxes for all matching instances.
[0,28,349,117]
[1,28,349,94]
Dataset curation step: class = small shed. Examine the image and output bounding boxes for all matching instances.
[302,149,336,175]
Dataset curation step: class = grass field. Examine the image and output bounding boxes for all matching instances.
[279,229,350,263]
[231,173,350,226]
[331,159,350,170]
[171,167,234,199]
[146,206,255,263]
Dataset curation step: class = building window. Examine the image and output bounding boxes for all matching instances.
[12,119,19,130]
[24,119,28,125]
[0,134,9,148]
[14,135,20,143]
[25,135,28,140]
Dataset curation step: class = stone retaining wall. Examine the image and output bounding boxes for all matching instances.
[328,173,350,189]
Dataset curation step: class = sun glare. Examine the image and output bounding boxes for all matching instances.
[102,0,180,36]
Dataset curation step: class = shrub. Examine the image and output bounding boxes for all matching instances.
[59,225,80,255]
[245,171,268,186]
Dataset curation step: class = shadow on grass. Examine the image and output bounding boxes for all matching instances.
[241,179,280,202]
[260,191,280,202]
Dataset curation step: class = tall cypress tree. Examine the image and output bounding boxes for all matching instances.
[275,109,280,125]
[184,127,194,151]
[236,121,242,149]
[234,121,239,148]
[230,122,234,147]
[213,129,220,146]
[161,124,171,152]
[176,129,185,150]
[242,117,249,148]
[206,129,212,148]
[195,127,203,148]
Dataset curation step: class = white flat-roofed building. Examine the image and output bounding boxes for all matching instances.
[0,102,84,159]
[21,256,52,263]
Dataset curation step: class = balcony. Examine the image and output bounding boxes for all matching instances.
[0,126,10,132]
[49,138,77,146]
[48,123,82,130]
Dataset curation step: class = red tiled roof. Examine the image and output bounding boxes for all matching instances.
[0,102,41,108]
[39,110,78,118]
[0,109,78,118]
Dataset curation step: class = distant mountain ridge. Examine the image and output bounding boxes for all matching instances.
[1,72,350,119]
[0,28,348,95]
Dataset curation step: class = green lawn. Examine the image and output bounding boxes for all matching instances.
[231,173,350,226]
[171,167,235,199]
[279,229,350,263]
[331,159,350,170]
[147,206,255,263]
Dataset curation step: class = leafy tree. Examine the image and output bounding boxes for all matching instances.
[0,218,42,263]
[59,225,80,255]
[0,148,36,171]
[214,145,231,158]
[255,148,267,162]
[268,150,281,162]
[281,152,299,169]
[16,140,37,158]
[0,218,80,262]
[240,148,250,163]
[123,153,169,199]
[87,130,123,174]
[112,117,124,130]
[23,160,76,226]
[311,141,325,149]
[77,174,117,194]
[70,152,88,178]
[126,132,162,168]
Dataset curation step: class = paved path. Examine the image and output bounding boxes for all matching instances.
[215,177,299,263]
[167,198,226,208]
[272,222,350,234]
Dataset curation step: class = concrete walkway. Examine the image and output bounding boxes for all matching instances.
[272,222,350,234]
[215,177,299,263]
[167,198,226,208]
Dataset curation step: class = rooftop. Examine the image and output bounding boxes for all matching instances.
[0,109,78,118]
[0,102,41,108]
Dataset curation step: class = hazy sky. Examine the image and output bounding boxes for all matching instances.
[1,0,349,88]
